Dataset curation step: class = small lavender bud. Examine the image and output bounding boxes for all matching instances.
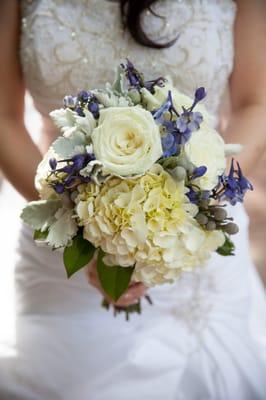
[213,208,227,221]
[49,158,57,171]
[88,102,99,119]
[206,221,216,231]
[77,90,89,102]
[172,166,186,181]
[223,222,239,235]
[63,95,76,108]
[199,199,209,209]
[196,213,208,225]
[187,162,195,175]
[195,87,206,102]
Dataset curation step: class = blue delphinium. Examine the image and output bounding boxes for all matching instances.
[121,59,166,94]
[120,61,206,156]
[187,187,198,204]
[176,110,203,139]
[121,59,144,89]
[186,167,208,204]
[63,90,100,119]
[215,159,253,205]
[161,132,180,157]
[152,88,206,156]
[49,153,95,194]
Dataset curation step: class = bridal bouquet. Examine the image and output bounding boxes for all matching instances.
[21,60,253,317]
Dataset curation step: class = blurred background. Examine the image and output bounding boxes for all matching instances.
[0,94,265,343]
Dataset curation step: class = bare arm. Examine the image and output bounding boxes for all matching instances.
[0,1,42,200]
[225,0,266,173]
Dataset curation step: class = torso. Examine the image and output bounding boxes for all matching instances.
[20,0,236,150]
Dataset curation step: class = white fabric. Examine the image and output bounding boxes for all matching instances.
[1,0,266,399]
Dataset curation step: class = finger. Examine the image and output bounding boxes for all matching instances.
[115,295,139,307]
[114,286,147,307]
[126,283,147,298]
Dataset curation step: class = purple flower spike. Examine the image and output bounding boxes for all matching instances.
[122,59,143,89]
[216,159,253,205]
[237,161,253,192]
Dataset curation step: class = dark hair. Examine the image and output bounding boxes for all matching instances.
[120,0,178,49]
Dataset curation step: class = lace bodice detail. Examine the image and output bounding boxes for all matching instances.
[20,0,236,121]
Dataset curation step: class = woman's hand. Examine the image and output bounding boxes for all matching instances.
[87,260,147,307]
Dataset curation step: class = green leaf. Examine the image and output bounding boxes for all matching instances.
[63,233,95,278]
[97,249,135,301]
[33,229,48,241]
[111,65,126,95]
[20,199,62,231]
[216,234,235,256]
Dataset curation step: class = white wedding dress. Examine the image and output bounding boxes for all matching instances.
[1,1,266,399]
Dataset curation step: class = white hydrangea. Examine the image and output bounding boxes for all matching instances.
[75,164,225,287]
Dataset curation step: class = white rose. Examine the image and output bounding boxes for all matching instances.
[91,106,163,176]
[184,127,226,190]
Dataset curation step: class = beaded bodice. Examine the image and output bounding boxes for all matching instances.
[20,0,236,122]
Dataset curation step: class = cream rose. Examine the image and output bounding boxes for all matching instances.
[91,106,162,176]
[184,127,226,190]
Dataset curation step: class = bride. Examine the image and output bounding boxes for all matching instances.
[0,0,266,399]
